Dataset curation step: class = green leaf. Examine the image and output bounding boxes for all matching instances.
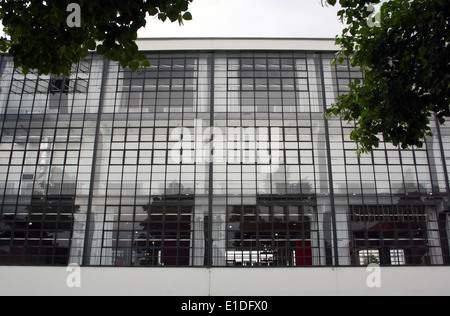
[119,59,129,69]
[158,13,167,22]
[64,46,74,59]
[148,7,158,16]
[130,61,140,72]
[136,51,147,61]
[183,12,193,20]
[85,39,97,51]
[96,44,106,55]
[142,60,151,68]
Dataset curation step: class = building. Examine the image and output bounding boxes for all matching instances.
[0,38,449,295]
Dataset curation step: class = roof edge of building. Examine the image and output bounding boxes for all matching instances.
[135,37,339,52]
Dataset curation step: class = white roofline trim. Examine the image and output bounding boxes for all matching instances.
[135,38,339,52]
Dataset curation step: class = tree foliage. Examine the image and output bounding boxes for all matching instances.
[0,0,193,76]
[324,0,450,154]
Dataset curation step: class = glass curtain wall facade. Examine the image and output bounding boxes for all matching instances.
[0,49,449,267]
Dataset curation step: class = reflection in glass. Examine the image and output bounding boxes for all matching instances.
[0,50,448,267]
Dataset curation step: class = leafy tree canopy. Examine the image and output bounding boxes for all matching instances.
[323,0,449,154]
[0,0,193,75]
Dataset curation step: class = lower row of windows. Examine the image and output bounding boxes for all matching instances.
[0,243,441,267]
[0,194,448,266]
[0,227,446,267]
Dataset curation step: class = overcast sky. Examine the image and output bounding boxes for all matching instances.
[138,0,345,38]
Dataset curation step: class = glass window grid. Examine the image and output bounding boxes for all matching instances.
[0,51,449,267]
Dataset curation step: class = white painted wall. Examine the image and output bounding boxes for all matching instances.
[0,266,449,296]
